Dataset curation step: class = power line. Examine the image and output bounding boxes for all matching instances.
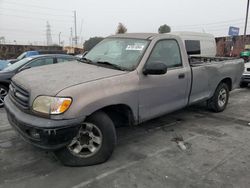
[0,33,70,39]
[0,28,44,33]
[173,21,245,29]
[177,23,250,31]
[172,22,246,31]
[0,28,72,36]
[3,1,72,12]
[0,7,72,17]
[0,13,73,23]
[174,23,250,33]
[172,18,246,28]
[0,27,71,36]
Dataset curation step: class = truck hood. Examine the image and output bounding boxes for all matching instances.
[12,61,127,98]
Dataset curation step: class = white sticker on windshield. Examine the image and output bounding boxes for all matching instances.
[126,44,145,51]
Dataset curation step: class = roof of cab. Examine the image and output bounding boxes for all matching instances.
[109,32,215,40]
[169,31,215,38]
[109,33,159,40]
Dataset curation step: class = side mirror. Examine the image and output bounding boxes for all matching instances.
[82,51,88,57]
[77,51,88,60]
[188,55,191,63]
[143,63,167,75]
[18,66,31,72]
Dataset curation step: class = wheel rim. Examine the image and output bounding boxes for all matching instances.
[0,87,8,107]
[68,122,103,158]
[218,88,227,108]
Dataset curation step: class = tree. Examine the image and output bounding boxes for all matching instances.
[83,37,104,51]
[116,23,127,34]
[158,24,171,34]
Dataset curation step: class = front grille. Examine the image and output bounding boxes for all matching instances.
[9,82,30,110]
[247,68,250,72]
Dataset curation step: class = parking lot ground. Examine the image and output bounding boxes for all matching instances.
[0,88,250,188]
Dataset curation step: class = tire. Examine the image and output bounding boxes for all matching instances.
[0,84,9,108]
[54,111,117,166]
[207,83,229,113]
[240,82,248,88]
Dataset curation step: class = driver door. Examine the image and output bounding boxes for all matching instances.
[138,39,190,122]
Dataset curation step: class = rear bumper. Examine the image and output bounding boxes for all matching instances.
[241,74,250,83]
[4,95,85,150]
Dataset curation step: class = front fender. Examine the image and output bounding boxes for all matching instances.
[53,71,139,122]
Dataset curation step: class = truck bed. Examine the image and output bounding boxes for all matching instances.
[188,56,244,104]
[189,56,239,66]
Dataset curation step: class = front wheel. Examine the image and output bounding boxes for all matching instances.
[0,84,8,108]
[240,82,248,88]
[207,83,229,112]
[54,111,117,166]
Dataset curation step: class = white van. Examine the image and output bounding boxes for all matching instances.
[170,31,217,57]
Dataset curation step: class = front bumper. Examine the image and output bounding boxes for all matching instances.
[4,95,85,150]
[241,74,250,83]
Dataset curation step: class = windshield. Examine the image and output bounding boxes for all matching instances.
[17,52,27,60]
[4,57,33,71]
[84,38,149,70]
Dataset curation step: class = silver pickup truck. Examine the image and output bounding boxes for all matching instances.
[4,33,244,166]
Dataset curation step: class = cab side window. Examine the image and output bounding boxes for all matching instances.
[57,57,75,63]
[28,58,54,67]
[185,40,201,55]
[147,40,182,68]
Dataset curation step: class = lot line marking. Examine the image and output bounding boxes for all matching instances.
[203,144,244,176]
[72,135,199,188]
[71,161,138,188]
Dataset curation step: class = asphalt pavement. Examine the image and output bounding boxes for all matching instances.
[0,88,250,188]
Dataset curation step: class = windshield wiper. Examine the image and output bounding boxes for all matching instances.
[77,57,93,64]
[95,61,126,71]
[77,58,126,71]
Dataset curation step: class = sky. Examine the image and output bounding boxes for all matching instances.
[0,0,248,46]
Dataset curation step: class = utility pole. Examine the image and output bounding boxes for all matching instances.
[46,21,52,46]
[74,10,77,46]
[70,27,73,47]
[79,19,84,46]
[244,0,250,45]
[58,32,61,46]
[0,36,5,44]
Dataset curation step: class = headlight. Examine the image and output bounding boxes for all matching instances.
[32,96,72,115]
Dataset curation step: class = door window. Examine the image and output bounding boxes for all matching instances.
[57,57,75,63]
[147,40,182,68]
[28,58,54,67]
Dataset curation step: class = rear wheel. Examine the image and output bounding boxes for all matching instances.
[207,83,229,112]
[0,85,8,108]
[54,111,117,166]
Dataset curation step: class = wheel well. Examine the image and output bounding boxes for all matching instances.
[220,78,232,91]
[0,82,10,90]
[92,104,135,128]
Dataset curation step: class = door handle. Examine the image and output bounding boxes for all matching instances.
[178,73,185,79]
